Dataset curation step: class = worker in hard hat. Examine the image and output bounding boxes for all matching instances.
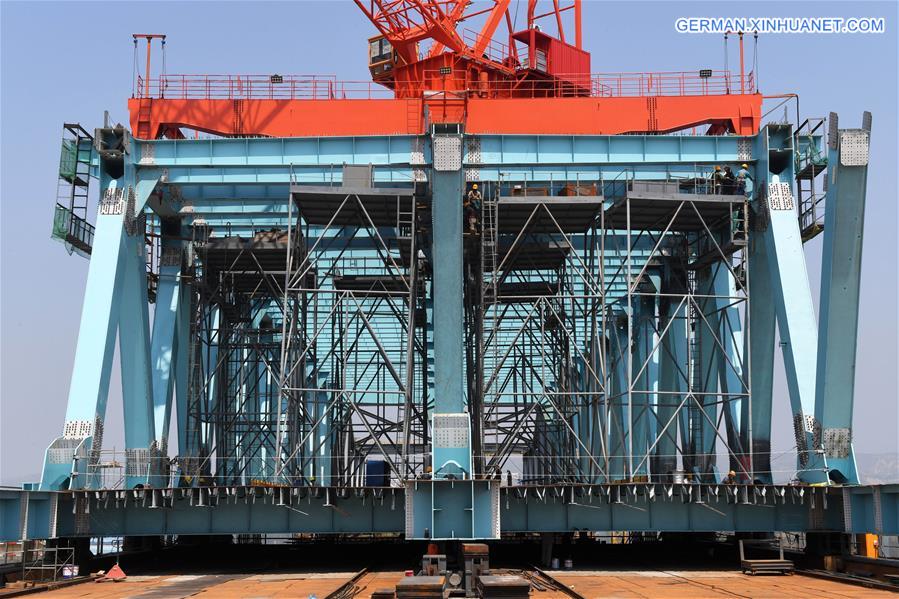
[711,165,725,194]
[736,163,753,196]
[465,183,482,233]
[723,470,737,484]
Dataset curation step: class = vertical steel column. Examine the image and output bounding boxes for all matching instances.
[746,217,775,483]
[40,177,126,490]
[657,289,687,480]
[119,221,155,490]
[631,290,657,479]
[173,282,191,467]
[713,265,748,477]
[149,234,184,484]
[755,124,825,483]
[608,321,629,480]
[814,112,871,484]
[39,156,159,489]
[430,133,465,414]
[695,267,719,480]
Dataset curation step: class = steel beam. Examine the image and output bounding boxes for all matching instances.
[814,113,871,484]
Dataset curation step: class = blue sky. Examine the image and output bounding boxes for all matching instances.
[1,1,896,485]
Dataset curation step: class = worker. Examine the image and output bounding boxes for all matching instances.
[722,166,736,195]
[467,183,482,203]
[736,163,752,196]
[465,183,482,233]
[711,165,724,194]
[723,470,737,484]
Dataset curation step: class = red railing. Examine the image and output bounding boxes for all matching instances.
[135,70,756,101]
[135,74,396,100]
[591,70,753,97]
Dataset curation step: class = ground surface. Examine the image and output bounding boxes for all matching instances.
[29,569,895,598]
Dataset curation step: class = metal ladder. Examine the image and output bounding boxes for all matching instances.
[396,195,414,240]
[481,183,498,298]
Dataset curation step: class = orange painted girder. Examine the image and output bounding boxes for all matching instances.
[128,98,425,139]
[466,94,763,135]
[128,94,762,139]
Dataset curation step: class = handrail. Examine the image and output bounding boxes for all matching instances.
[134,70,757,101]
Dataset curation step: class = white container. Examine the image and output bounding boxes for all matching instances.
[563,559,573,570]
[550,557,560,569]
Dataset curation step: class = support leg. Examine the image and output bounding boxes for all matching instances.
[814,113,871,484]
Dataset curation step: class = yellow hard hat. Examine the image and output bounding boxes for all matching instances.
[715,165,721,171]
[729,470,736,476]
[472,183,478,189]
[741,163,748,168]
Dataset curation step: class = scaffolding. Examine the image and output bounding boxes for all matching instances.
[471,176,752,484]
[169,164,759,489]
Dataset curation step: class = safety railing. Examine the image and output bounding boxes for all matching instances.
[135,70,756,100]
[461,28,514,65]
[592,70,754,98]
[136,74,394,101]
[51,203,95,254]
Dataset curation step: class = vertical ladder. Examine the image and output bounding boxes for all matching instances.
[396,195,414,240]
[481,182,498,297]
[136,98,153,139]
[406,98,421,134]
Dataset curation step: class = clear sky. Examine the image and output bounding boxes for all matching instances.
[1,1,896,485]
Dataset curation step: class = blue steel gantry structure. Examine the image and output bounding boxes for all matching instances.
[3,112,895,543]
[0,11,895,543]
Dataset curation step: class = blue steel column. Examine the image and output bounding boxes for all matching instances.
[173,282,191,468]
[40,158,159,489]
[119,221,156,489]
[656,262,687,480]
[40,177,126,490]
[431,138,465,414]
[746,228,776,483]
[150,235,184,460]
[631,288,657,479]
[695,267,719,480]
[608,320,629,480]
[755,124,825,483]
[814,113,871,484]
[713,265,748,478]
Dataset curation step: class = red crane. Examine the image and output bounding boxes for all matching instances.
[127,1,760,138]
[354,0,590,104]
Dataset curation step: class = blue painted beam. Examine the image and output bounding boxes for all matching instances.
[431,154,465,414]
[657,264,688,479]
[119,227,156,490]
[150,235,185,487]
[814,114,871,485]
[746,218,776,483]
[7,483,891,540]
[754,124,825,484]
[712,265,748,479]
